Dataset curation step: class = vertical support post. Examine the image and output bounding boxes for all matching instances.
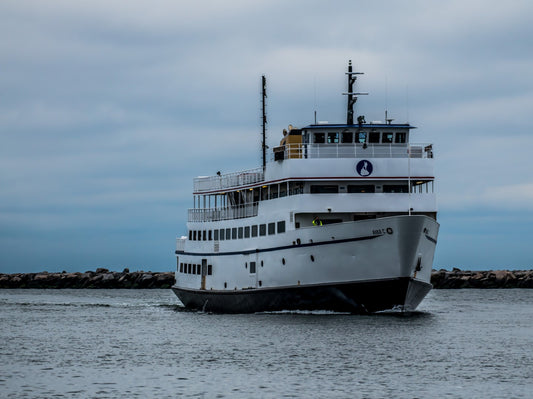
[347,61,355,125]
[262,75,267,172]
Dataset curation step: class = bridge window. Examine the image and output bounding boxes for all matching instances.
[238,227,243,239]
[232,228,237,239]
[314,133,325,143]
[327,132,339,143]
[268,222,275,235]
[214,229,219,240]
[225,228,231,240]
[382,133,394,143]
[244,226,250,238]
[189,231,193,240]
[277,221,286,233]
[395,132,406,143]
[259,224,267,236]
[208,230,212,240]
[357,132,367,143]
[369,132,380,143]
[341,132,353,143]
[252,225,258,237]
[219,228,225,240]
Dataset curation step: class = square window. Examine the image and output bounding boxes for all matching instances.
[268,222,275,235]
[244,226,250,238]
[369,132,380,143]
[277,221,286,233]
[208,265,212,275]
[341,132,353,143]
[192,264,196,274]
[382,133,393,143]
[327,132,339,144]
[250,261,256,274]
[395,132,406,143]
[259,224,267,236]
[252,225,258,237]
[314,133,325,143]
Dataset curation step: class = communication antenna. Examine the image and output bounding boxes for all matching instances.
[343,60,368,125]
[261,75,267,172]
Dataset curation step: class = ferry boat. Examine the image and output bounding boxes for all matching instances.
[172,61,439,313]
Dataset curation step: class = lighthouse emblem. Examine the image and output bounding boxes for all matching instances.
[355,160,373,176]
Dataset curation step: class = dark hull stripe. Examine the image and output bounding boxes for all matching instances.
[172,277,432,314]
[175,234,380,257]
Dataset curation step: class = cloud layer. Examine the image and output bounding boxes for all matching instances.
[1,0,532,272]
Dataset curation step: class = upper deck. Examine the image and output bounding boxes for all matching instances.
[193,122,433,193]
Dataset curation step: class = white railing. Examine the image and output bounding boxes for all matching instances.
[188,202,259,222]
[176,236,187,251]
[273,143,433,160]
[194,167,264,193]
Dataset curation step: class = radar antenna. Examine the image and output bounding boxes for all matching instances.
[343,60,368,125]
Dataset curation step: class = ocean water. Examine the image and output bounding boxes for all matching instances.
[0,289,532,399]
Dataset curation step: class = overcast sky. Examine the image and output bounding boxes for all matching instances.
[1,0,532,273]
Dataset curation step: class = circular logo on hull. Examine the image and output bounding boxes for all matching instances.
[355,160,373,176]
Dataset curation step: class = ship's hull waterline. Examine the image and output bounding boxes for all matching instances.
[173,277,431,314]
[172,215,439,313]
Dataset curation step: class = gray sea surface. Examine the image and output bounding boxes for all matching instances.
[0,289,532,398]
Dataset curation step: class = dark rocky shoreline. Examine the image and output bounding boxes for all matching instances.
[1,268,532,289]
[0,268,175,289]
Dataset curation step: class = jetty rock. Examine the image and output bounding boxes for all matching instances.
[0,270,176,289]
[430,269,533,289]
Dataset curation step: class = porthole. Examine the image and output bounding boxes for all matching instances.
[282,258,286,265]
[387,227,394,234]
[310,255,315,262]
[245,262,248,269]
[296,238,301,245]
[261,260,264,267]
[224,282,227,288]
[259,280,262,287]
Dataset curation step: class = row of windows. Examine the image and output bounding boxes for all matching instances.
[179,263,213,275]
[313,131,406,144]
[189,220,286,241]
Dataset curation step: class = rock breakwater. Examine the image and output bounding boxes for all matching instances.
[431,268,533,289]
[1,268,532,289]
[0,268,175,289]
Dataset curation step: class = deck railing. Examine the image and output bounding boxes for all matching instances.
[273,143,433,160]
[194,167,264,193]
[188,202,259,222]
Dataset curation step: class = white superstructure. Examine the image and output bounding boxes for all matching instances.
[172,62,439,313]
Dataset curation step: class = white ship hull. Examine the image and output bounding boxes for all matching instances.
[172,215,439,313]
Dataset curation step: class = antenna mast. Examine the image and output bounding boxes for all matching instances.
[343,60,367,125]
[261,75,267,171]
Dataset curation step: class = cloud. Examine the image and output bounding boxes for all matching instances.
[1,0,533,271]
